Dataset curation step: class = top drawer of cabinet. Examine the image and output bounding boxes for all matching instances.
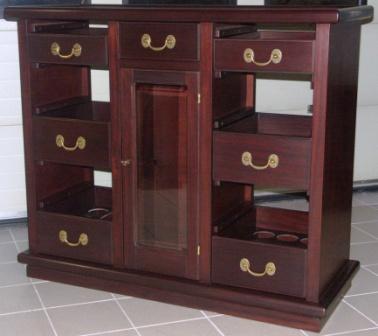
[28,28,108,67]
[119,23,199,63]
[214,30,315,74]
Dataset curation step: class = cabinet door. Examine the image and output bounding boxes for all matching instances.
[122,69,200,280]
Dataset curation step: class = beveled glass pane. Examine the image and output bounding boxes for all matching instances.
[136,84,188,250]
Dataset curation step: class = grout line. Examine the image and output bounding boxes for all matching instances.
[200,310,225,336]
[361,265,378,277]
[352,219,378,225]
[80,316,217,336]
[0,281,47,290]
[0,261,18,265]
[363,262,378,267]
[345,290,378,298]
[324,326,378,336]
[112,294,142,336]
[9,229,59,336]
[353,225,378,240]
[350,240,378,246]
[342,299,378,327]
[45,298,116,311]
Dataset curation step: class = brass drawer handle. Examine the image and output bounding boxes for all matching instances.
[50,42,82,59]
[241,151,279,170]
[141,33,176,51]
[56,134,86,152]
[59,230,88,247]
[243,48,282,66]
[240,258,276,277]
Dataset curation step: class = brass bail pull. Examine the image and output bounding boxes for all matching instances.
[241,152,279,170]
[59,230,88,247]
[240,258,276,277]
[141,33,176,51]
[56,134,86,152]
[243,48,283,66]
[51,42,82,59]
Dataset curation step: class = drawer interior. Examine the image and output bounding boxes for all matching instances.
[39,183,112,222]
[33,98,110,122]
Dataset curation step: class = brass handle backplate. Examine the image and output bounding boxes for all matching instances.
[240,258,276,277]
[141,33,176,51]
[51,42,82,59]
[59,230,88,247]
[56,134,86,152]
[243,48,282,66]
[241,151,279,170]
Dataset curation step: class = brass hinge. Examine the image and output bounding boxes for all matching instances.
[197,93,201,104]
[197,245,201,256]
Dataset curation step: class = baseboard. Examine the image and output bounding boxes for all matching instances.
[0,217,27,226]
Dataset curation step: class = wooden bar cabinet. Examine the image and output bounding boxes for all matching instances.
[4,3,374,331]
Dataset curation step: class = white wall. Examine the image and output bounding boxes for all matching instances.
[0,0,376,219]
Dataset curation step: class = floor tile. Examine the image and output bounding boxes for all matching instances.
[95,331,137,336]
[336,328,378,336]
[346,268,378,296]
[364,264,378,276]
[139,319,221,336]
[0,263,29,286]
[352,206,378,224]
[48,301,131,336]
[211,315,302,336]
[118,298,202,327]
[346,293,378,325]
[16,240,29,252]
[351,226,377,243]
[0,242,19,263]
[351,242,378,265]
[0,310,54,336]
[306,302,375,336]
[0,228,12,243]
[356,222,378,239]
[355,190,378,205]
[0,284,41,314]
[9,223,28,241]
[35,281,113,308]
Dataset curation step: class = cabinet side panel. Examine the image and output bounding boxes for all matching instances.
[307,23,361,302]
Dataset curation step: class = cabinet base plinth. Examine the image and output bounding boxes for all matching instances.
[18,251,359,332]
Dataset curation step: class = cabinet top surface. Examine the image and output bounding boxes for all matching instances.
[4,4,373,24]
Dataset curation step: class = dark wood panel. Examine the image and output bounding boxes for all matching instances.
[28,29,108,67]
[4,6,374,24]
[213,132,312,189]
[33,116,111,170]
[307,23,361,302]
[35,211,112,264]
[256,206,308,234]
[119,22,199,62]
[212,236,307,297]
[215,39,314,74]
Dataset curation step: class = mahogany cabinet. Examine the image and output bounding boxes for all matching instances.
[4,3,374,331]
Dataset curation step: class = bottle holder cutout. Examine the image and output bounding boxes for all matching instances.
[253,230,308,246]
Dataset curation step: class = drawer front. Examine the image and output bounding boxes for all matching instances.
[36,212,112,265]
[28,33,108,66]
[33,118,110,170]
[213,132,311,189]
[119,23,199,62]
[214,40,314,73]
[212,237,306,297]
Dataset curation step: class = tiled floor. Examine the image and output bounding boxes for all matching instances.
[2,191,378,335]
